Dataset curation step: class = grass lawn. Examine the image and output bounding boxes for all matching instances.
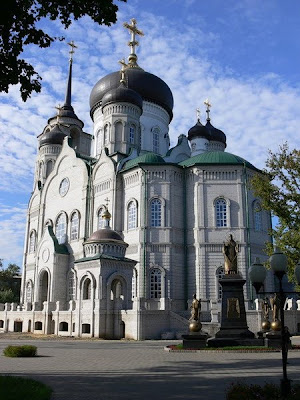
[0,376,52,400]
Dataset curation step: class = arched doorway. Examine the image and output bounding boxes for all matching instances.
[40,270,49,303]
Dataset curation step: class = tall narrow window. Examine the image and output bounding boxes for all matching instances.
[70,211,79,240]
[46,160,53,178]
[129,125,135,144]
[26,281,33,303]
[29,230,36,253]
[215,198,227,227]
[150,269,162,299]
[153,128,160,153]
[55,213,67,244]
[128,201,137,230]
[104,125,109,144]
[97,207,105,229]
[151,199,162,227]
[253,201,262,231]
[68,272,76,300]
[83,278,92,300]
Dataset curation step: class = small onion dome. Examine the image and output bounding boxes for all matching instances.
[101,82,143,110]
[187,120,210,141]
[90,68,173,120]
[39,124,67,148]
[86,228,124,243]
[205,120,226,145]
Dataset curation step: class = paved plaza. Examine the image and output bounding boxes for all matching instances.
[0,335,300,400]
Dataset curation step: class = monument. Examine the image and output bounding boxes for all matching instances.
[209,235,263,347]
[182,294,208,349]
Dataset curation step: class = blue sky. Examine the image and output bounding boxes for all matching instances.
[1,0,300,268]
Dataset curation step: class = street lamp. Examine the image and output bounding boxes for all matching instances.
[249,248,300,398]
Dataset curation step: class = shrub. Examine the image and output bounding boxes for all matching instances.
[226,382,300,400]
[0,376,52,400]
[3,345,37,357]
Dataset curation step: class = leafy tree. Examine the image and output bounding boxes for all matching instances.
[0,0,126,101]
[0,260,21,303]
[251,143,300,281]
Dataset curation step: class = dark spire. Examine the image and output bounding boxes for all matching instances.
[59,41,78,119]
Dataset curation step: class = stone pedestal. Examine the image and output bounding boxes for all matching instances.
[182,332,208,349]
[209,274,263,347]
[265,331,291,349]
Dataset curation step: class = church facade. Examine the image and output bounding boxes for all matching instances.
[0,20,275,339]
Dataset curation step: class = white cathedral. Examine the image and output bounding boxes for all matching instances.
[0,19,276,339]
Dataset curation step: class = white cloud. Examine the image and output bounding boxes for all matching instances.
[0,203,27,267]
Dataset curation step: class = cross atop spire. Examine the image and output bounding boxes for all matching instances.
[67,41,77,63]
[204,99,212,121]
[123,18,144,68]
[196,108,201,122]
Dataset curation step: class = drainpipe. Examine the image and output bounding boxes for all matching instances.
[139,166,147,298]
[182,167,188,309]
[243,163,252,301]
[84,161,93,240]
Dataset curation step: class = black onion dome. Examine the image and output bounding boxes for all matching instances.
[102,82,143,110]
[39,124,67,148]
[205,120,226,145]
[86,228,123,243]
[90,69,174,120]
[188,120,210,141]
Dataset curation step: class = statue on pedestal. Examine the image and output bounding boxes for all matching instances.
[189,294,201,321]
[223,234,238,274]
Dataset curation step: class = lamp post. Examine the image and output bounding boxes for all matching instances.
[249,248,300,398]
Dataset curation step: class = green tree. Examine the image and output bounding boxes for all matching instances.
[0,0,126,101]
[0,260,21,303]
[251,143,300,281]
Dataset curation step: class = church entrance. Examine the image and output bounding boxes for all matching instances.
[14,321,23,332]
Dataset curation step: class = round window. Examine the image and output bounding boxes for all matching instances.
[59,178,69,197]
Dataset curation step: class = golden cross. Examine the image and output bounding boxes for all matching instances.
[204,98,212,120]
[196,108,201,121]
[123,18,144,55]
[67,41,78,62]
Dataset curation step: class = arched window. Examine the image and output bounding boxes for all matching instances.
[216,267,224,300]
[128,201,137,230]
[129,125,135,144]
[151,199,162,227]
[253,201,262,231]
[70,211,79,240]
[55,213,67,244]
[215,198,227,227]
[68,272,75,300]
[97,207,105,229]
[150,269,162,299]
[26,281,33,303]
[29,230,36,253]
[83,278,92,300]
[153,128,160,153]
[46,160,53,178]
[38,162,43,179]
[104,125,109,144]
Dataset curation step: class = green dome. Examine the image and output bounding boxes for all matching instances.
[179,151,257,170]
[123,152,166,170]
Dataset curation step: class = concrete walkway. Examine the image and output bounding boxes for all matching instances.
[0,336,300,400]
